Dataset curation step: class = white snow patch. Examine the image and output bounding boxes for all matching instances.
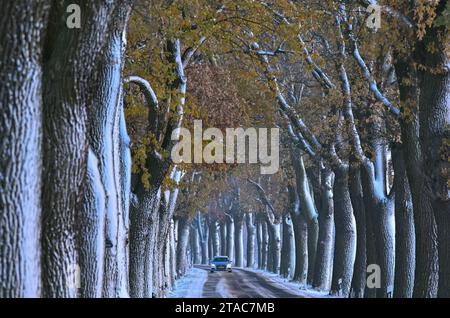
[169,267,208,298]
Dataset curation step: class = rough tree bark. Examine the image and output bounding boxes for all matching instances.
[220,222,227,256]
[176,216,191,277]
[83,2,132,298]
[291,153,319,284]
[313,167,334,291]
[261,220,269,270]
[394,56,439,298]
[191,221,201,265]
[129,186,160,298]
[233,211,244,268]
[256,218,263,269]
[0,0,50,298]
[209,219,220,258]
[289,185,308,285]
[330,166,356,297]
[41,0,117,298]
[392,145,415,298]
[414,6,450,297]
[197,213,209,265]
[280,215,294,278]
[349,163,367,298]
[226,215,235,261]
[246,213,256,268]
[78,150,106,298]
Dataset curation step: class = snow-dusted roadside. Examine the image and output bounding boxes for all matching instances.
[168,267,208,298]
[242,268,333,298]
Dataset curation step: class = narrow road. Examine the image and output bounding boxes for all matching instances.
[195,265,316,298]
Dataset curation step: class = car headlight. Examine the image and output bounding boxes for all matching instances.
[226,264,231,268]
[211,264,216,268]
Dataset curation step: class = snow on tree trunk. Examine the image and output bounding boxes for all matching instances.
[78,149,106,298]
[349,163,367,298]
[85,4,131,297]
[288,185,307,285]
[191,222,201,264]
[208,219,220,258]
[360,159,395,298]
[330,166,356,298]
[167,219,176,287]
[176,216,191,277]
[261,220,269,270]
[129,186,158,297]
[226,216,235,261]
[312,168,334,291]
[280,215,294,278]
[0,0,49,298]
[267,221,281,274]
[197,214,209,265]
[256,219,263,269]
[234,213,244,268]
[220,223,227,256]
[246,213,256,268]
[392,145,415,298]
[307,220,318,285]
[143,189,161,298]
[41,0,116,297]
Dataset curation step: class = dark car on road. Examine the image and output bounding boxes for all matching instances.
[210,256,232,273]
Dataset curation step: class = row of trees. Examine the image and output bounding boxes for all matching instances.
[1,0,448,298]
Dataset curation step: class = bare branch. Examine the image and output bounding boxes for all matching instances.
[124,75,159,134]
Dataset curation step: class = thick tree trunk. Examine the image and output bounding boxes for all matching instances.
[143,188,160,298]
[0,0,49,298]
[246,213,256,268]
[176,216,191,277]
[392,145,415,298]
[191,223,201,265]
[292,214,308,285]
[78,150,106,298]
[129,186,159,298]
[313,168,334,291]
[210,220,220,258]
[85,4,131,297]
[261,220,269,270]
[226,216,235,261]
[197,215,209,265]
[415,12,450,297]
[360,162,395,298]
[256,219,263,269]
[118,92,132,297]
[330,166,356,297]
[267,223,281,274]
[41,0,116,297]
[168,219,177,287]
[349,164,367,298]
[291,154,319,285]
[395,57,439,298]
[288,185,308,285]
[280,216,294,278]
[220,223,227,256]
[307,220,318,285]
[234,213,244,268]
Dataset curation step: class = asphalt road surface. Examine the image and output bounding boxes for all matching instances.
[195,265,316,298]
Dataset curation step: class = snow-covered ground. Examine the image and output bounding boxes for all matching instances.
[168,267,208,298]
[169,265,332,298]
[244,268,332,298]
